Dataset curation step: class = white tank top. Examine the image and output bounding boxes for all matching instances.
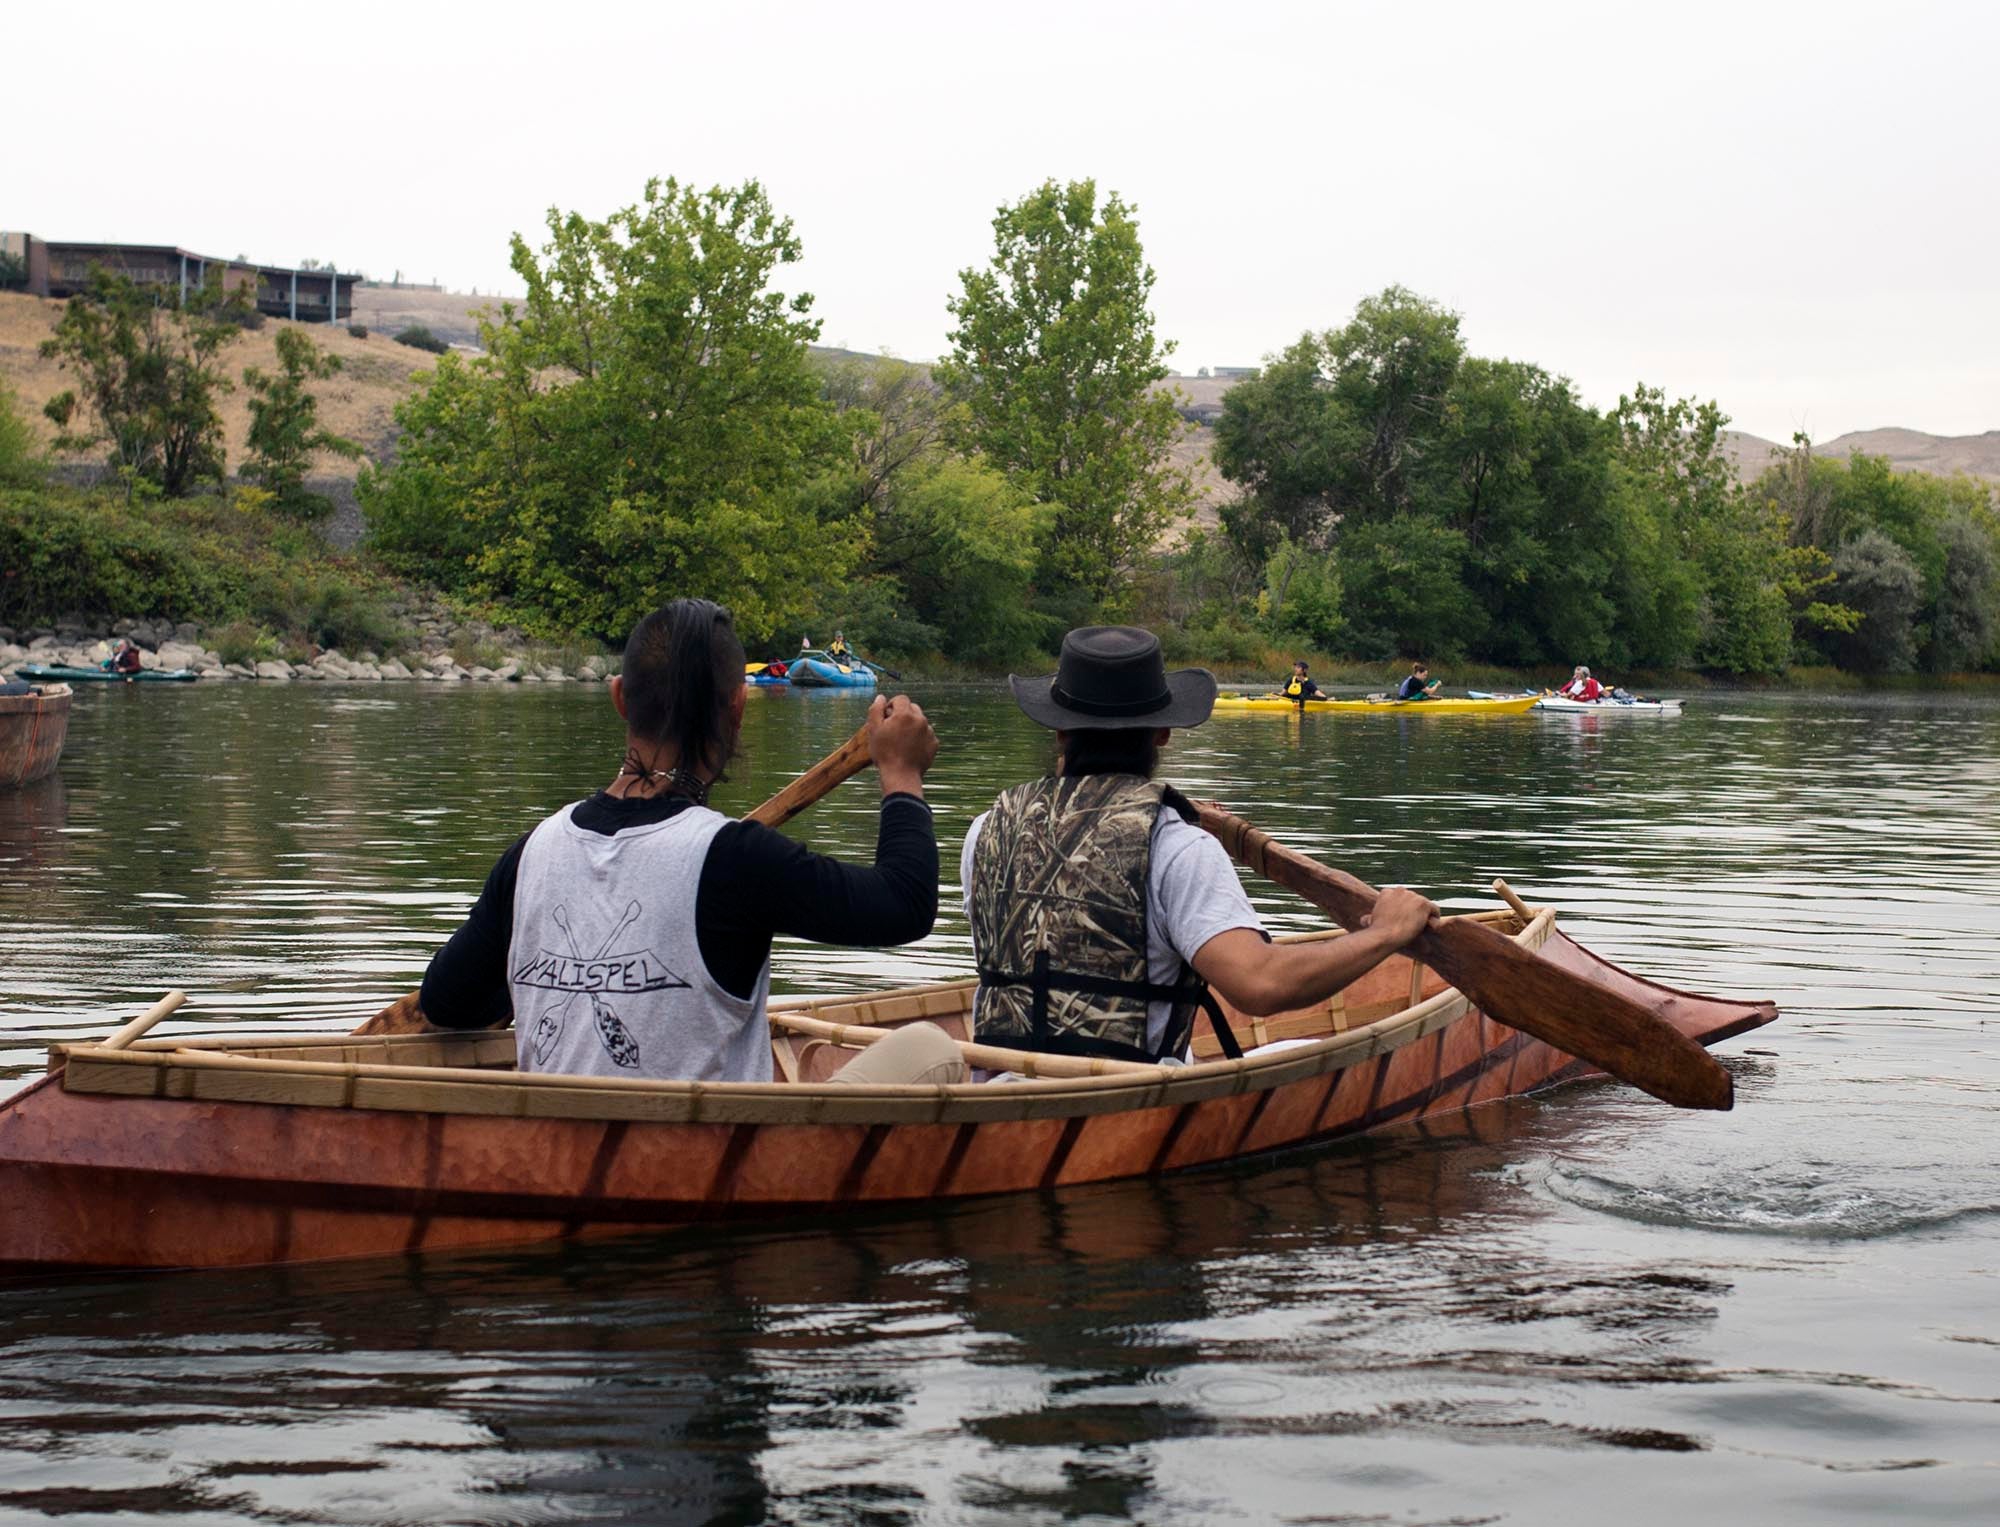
[507,801,772,1082]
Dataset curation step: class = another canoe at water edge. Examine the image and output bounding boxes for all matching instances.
[1211,693,1541,716]
[13,663,198,684]
[745,662,791,687]
[1536,695,1684,715]
[0,683,70,787]
[787,654,877,689]
[0,902,1776,1274]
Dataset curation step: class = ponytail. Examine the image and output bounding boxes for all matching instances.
[620,599,747,779]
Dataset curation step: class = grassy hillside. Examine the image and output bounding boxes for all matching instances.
[0,290,435,481]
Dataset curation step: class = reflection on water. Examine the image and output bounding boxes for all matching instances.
[2,686,1998,1523]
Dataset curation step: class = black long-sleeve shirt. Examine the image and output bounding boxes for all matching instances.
[420,791,937,1028]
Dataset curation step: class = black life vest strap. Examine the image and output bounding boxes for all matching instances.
[980,953,1244,1063]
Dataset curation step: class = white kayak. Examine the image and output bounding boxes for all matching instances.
[1536,694,1683,715]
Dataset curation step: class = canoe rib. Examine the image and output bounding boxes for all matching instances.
[0,907,1777,1273]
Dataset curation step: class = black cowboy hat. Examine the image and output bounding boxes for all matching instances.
[1009,626,1216,731]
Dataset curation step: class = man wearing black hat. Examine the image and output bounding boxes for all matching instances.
[962,626,1437,1065]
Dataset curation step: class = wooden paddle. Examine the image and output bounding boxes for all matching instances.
[353,722,879,1037]
[1192,803,1734,1111]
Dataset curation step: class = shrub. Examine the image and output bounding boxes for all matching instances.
[0,486,401,641]
[450,633,511,670]
[394,324,449,355]
[0,251,25,290]
[211,620,277,666]
[0,382,43,489]
[347,324,369,340]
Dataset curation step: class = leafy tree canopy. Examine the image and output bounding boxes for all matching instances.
[361,178,857,642]
[40,268,247,500]
[937,178,1191,605]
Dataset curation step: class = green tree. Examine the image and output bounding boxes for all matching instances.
[361,178,856,641]
[0,380,43,488]
[241,328,362,518]
[1827,530,1924,673]
[1338,515,1479,661]
[1212,336,1352,560]
[1319,286,1466,522]
[937,179,1191,606]
[1925,512,1998,672]
[866,457,1051,664]
[817,354,951,511]
[39,268,246,500]
[1259,534,1345,651]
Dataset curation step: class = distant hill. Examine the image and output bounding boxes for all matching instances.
[1723,427,2000,483]
[347,285,509,350]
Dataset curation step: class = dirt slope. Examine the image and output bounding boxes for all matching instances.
[0,289,437,475]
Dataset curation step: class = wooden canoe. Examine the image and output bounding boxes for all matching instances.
[0,905,1776,1275]
[0,683,70,787]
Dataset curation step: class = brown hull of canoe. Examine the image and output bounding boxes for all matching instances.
[0,685,70,787]
[0,926,1775,1275]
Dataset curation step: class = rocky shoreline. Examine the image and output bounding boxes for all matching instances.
[0,615,617,686]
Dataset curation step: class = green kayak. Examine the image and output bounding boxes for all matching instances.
[14,662,198,684]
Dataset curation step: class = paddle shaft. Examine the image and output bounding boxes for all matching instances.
[1193,804,1733,1111]
[354,721,879,1036]
[104,991,188,1050]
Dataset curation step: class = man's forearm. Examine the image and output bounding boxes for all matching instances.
[1221,925,1408,1017]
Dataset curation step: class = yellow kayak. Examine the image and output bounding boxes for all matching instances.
[1211,693,1541,716]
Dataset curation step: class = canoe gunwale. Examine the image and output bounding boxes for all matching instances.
[49,962,1495,1127]
[48,913,1550,1126]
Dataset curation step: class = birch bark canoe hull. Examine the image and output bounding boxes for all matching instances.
[0,684,70,787]
[0,914,1776,1275]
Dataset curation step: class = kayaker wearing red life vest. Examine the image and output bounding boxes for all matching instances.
[419,597,964,1087]
[1560,666,1604,701]
[961,626,1438,1065]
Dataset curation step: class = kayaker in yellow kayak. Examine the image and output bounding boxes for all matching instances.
[1395,662,1441,701]
[1277,660,1325,703]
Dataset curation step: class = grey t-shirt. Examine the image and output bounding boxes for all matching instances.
[960,804,1266,1054]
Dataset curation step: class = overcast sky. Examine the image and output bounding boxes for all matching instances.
[8,0,1994,441]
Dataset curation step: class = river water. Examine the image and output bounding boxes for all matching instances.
[1,682,1995,1525]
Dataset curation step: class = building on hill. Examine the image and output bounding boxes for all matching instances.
[0,231,359,323]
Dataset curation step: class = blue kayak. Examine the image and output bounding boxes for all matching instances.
[787,654,876,689]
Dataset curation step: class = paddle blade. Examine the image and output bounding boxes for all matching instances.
[1195,803,1733,1111]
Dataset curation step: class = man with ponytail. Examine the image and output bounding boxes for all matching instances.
[420,597,962,1086]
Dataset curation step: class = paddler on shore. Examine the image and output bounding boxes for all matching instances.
[960,625,1437,1065]
[418,597,964,1087]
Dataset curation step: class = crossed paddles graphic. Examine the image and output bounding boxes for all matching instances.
[528,900,646,1069]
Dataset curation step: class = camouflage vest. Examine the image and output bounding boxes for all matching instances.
[970,774,1222,1063]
